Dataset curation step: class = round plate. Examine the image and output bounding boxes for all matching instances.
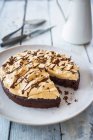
[0,45,93,125]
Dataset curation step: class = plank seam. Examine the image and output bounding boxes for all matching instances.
[59,123,63,140]
[21,0,28,44]
[0,0,6,16]
[48,0,64,139]
[8,0,27,139]
[48,0,53,46]
[84,45,91,63]
[8,122,12,140]
[56,0,66,22]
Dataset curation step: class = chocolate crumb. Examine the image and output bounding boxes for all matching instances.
[75,99,78,102]
[63,96,68,101]
[67,103,71,105]
[64,91,69,95]
[63,96,71,105]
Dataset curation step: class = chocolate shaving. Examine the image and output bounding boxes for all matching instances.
[2,63,7,68]
[22,77,49,94]
[3,56,16,67]
[57,54,61,57]
[9,56,16,65]
[71,71,76,74]
[53,59,59,64]
[56,86,62,94]
[49,64,56,70]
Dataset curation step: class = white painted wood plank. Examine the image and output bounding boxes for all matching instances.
[48,0,65,45]
[60,108,93,140]
[0,0,5,15]
[9,1,61,140]
[0,0,25,52]
[49,0,93,140]
[23,0,51,45]
[10,123,61,140]
[0,1,25,140]
[0,117,10,140]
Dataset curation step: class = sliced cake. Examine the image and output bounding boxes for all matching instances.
[0,49,80,108]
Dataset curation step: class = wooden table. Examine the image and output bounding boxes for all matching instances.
[0,0,93,139]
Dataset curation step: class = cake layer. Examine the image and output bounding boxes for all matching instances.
[2,82,61,108]
[50,73,80,90]
[2,70,60,99]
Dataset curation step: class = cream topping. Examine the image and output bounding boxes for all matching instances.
[0,49,79,99]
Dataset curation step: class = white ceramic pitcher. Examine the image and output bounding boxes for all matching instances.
[62,0,92,45]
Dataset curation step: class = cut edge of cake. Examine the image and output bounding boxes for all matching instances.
[1,81,61,108]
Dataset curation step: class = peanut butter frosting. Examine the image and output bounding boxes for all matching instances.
[0,49,79,99]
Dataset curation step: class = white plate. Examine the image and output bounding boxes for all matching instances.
[0,45,93,125]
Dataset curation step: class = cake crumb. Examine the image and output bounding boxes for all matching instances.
[64,91,69,95]
[74,99,78,102]
[67,103,71,105]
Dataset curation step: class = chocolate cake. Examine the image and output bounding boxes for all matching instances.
[0,49,80,108]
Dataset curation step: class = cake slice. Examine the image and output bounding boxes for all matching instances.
[0,60,61,108]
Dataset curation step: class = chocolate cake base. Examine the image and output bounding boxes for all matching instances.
[1,71,80,108]
[1,82,61,108]
[50,73,80,90]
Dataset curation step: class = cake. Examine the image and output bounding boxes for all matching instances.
[0,49,80,108]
